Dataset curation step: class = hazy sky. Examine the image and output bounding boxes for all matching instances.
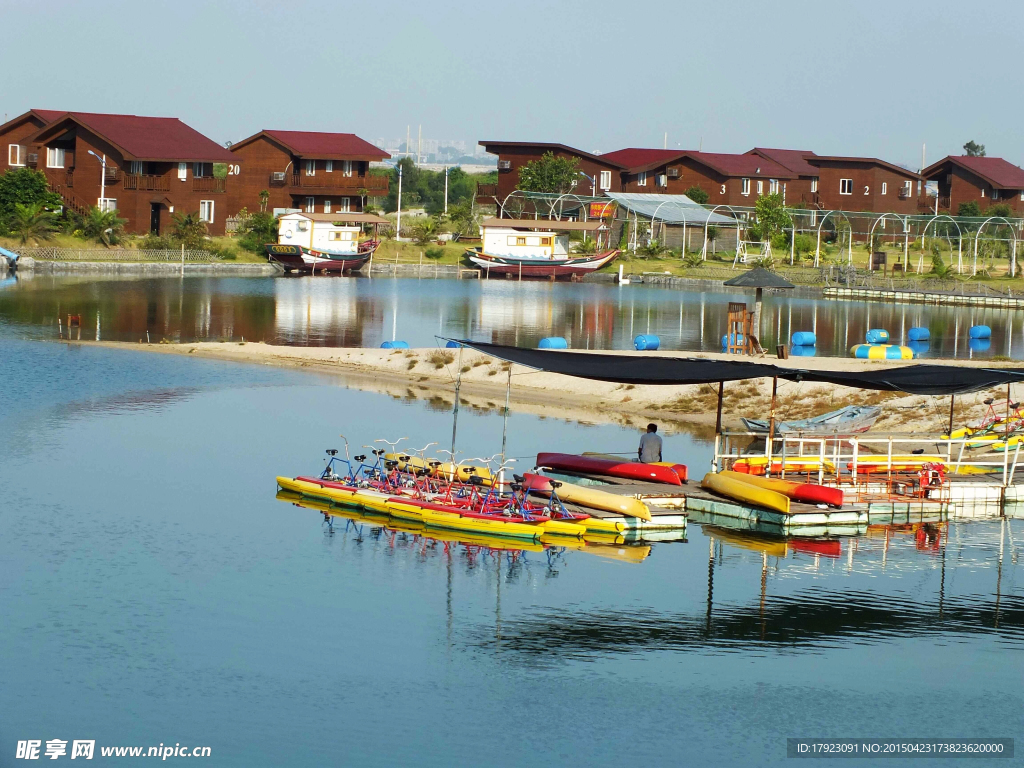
[2,0,1020,169]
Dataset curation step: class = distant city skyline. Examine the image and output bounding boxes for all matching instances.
[2,0,1022,172]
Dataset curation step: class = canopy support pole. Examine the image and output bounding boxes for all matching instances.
[948,395,955,437]
[450,345,464,456]
[713,381,724,473]
[500,365,512,465]
[766,376,779,471]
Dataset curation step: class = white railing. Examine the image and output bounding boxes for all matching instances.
[14,247,221,262]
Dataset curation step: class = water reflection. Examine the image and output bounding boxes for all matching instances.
[3,274,1024,359]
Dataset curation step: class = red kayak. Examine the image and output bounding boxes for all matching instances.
[789,539,842,558]
[792,483,844,509]
[536,453,686,485]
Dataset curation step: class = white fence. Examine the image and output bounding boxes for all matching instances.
[14,247,220,262]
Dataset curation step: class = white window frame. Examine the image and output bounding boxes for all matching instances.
[657,174,667,187]
[193,162,203,177]
[1019,190,1023,201]
[903,180,913,197]
[637,171,647,187]
[340,197,351,213]
[840,178,853,195]
[810,177,818,193]
[881,182,887,195]
[992,189,1000,201]
[8,144,24,166]
[199,200,215,223]
[981,188,986,198]
[756,180,764,195]
[305,160,316,177]
[342,160,353,177]
[326,160,333,173]
[769,179,778,194]
[599,170,611,191]
[129,160,143,175]
[46,147,65,169]
[177,162,187,181]
[305,196,315,213]
[98,198,117,212]
[741,178,751,196]
[324,199,331,213]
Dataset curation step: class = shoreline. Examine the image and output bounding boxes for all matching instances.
[72,340,1024,438]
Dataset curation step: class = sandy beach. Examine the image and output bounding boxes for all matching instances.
[73,340,1024,438]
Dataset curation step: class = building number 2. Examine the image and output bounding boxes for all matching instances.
[227,164,241,176]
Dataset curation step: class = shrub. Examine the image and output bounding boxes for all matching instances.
[794,233,816,255]
[931,253,953,278]
[424,246,445,259]
[80,206,127,246]
[957,201,982,218]
[683,251,703,268]
[683,185,709,204]
[235,209,278,253]
[171,212,208,249]
[428,350,455,369]
[139,233,172,250]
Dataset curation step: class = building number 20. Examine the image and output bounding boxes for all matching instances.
[226,164,241,176]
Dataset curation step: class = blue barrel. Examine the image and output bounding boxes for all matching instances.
[721,333,745,348]
[969,325,992,339]
[538,337,568,349]
[865,329,890,344]
[380,340,410,349]
[789,344,816,357]
[969,337,991,352]
[791,331,816,347]
[445,340,461,349]
[633,334,660,351]
[908,340,930,356]
[907,327,930,342]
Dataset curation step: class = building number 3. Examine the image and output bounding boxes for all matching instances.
[227,164,241,176]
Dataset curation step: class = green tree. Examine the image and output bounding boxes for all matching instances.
[170,211,208,249]
[987,203,1013,218]
[8,202,59,244]
[0,168,63,222]
[963,140,986,157]
[957,200,982,217]
[235,207,278,253]
[446,200,478,237]
[753,193,793,242]
[410,217,441,245]
[80,206,127,246]
[683,185,709,204]
[517,151,581,193]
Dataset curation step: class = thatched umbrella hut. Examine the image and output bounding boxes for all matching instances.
[723,267,795,349]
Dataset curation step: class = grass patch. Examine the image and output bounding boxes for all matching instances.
[428,350,455,369]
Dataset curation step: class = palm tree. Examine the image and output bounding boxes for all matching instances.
[171,211,208,249]
[81,206,127,247]
[9,203,58,245]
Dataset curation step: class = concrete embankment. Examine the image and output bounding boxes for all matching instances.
[19,258,281,276]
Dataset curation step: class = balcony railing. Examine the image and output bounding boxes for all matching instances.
[192,176,226,193]
[289,173,389,193]
[122,173,170,192]
[476,183,498,198]
[45,169,74,189]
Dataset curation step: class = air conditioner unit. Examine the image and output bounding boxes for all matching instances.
[271,172,286,182]
[26,153,38,166]
[666,167,680,178]
[497,160,512,170]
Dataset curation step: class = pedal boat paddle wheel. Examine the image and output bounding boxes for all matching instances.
[465,217,618,279]
[266,212,389,274]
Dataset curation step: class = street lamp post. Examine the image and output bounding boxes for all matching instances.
[87,150,107,210]
[396,163,403,241]
[578,171,596,196]
[444,165,449,215]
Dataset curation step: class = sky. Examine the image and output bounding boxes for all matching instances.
[1,0,1020,169]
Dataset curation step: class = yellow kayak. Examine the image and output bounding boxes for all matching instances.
[577,517,627,534]
[522,473,652,522]
[704,525,789,558]
[701,471,791,514]
[583,543,653,564]
[731,456,836,476]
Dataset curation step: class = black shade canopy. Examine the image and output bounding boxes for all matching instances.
[450,341,1024,396]
[722,267,795,289]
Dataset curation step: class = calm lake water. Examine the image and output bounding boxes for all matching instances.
[1,273,1022,359]
[1,321,1021,766]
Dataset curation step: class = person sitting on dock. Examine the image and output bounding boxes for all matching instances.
[638,424,663,463]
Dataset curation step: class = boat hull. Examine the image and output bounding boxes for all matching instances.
[536,452,685,485]
[701,472,791,514]
[266,243,375,274]
[523,472,651,521]
[718,470,843,508]
[467,249,618,278]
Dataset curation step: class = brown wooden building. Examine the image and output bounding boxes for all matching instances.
[2,110,238,235]
[476,141,627,205]
[227,130,390,216]
[920,155,1024,215]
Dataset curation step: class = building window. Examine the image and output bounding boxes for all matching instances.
[177,162,187,181]
[741,178,750,195]
[342,160,353,177]
[129,160,143,175]
[637,171,647,187]
[981,188,986,198]
[305,160,315,177]
[324,199,331,213]
[903,180,913,197]
[992,189,1000,201]
[840,178,853,195]
[541,237,551,246]
[326,160,333,173]
[46,148,65,168]
[769,179,779,194]
[305,196,315,213]
[1019,190,1023,201]
[340,197,351,213]
[199,200,215,223]
[599,170,611,190]
[881,182,887,195]
[756,180,764,195]
[8,144,24,166]
[811,177,818,193]
[193,162,203,177]
[98,198,117,212]
[657,174,667,187]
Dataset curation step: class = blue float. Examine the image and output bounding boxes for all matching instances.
[538,337,568,349]
[852,344,914,360]
[908,340,930,356]
[789,344,817,357]
[865,329,890,344]
[969,337,991,352]
[445,340,461,348]
[791,331,816,347]
[380,340,410,349]
[633,334,660,351]
[969,325,992,339]
[907,327,930,342]
[721,333,746,348]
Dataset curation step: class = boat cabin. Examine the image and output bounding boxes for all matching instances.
[478,217,607,260]
[277,211,387,254]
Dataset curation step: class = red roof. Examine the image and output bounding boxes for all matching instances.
[811,155,920,178]
[478,141,625,168]
[31,109,65,123]
[599,147,681,170]
[253,130,390,160]
[923,155,1024,189]
[31,111,235,162]
[687,151,796,179]
[747,148,819,177]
